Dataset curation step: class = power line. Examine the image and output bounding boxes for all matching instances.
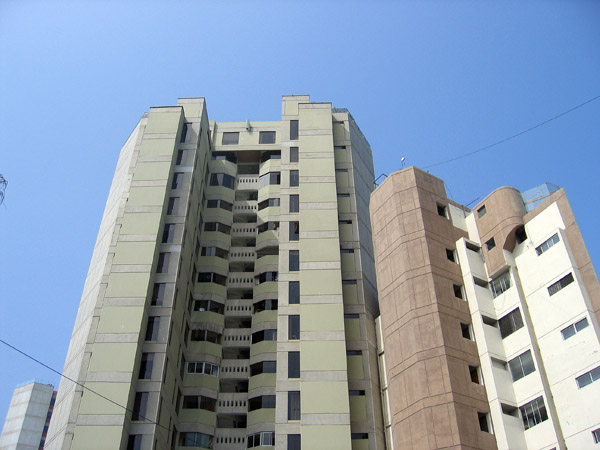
[423,94,600,170]
[0,338,173,434]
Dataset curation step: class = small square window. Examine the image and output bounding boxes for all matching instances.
[290,147,299,162]
[437,203,448,218]
[477,205,487,218]
[222,132,239,145]
[461,323,472,340]
[453,284,464,300]
[259,131,276,144]
[485,238,496,251]
[446,249,457,263]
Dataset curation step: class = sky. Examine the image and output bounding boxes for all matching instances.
[1,0,599,427]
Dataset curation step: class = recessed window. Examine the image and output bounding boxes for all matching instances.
[343,280,357,285]
[151,283,166,306]
[453,284,464,300]
[561,317,589,340]
[289,195,299,213]
[250,360,276,376]
[287,434,301,450]
[179,432,212,448]
[176,149,185,165]
[257,221,279,233]
[482,315,498,327]
[157,253,170,273]
[127,435,142,450]
[210,173,235,189]
[344,313,360,319]
[548,273,574,296]
[290,147,299,162]
[490,271,511,298]
[478,412,491,433]
[187,361,219,377]
[501,403,519,417]
[347,350,362,356]
[222,132,239,145]
[477,205,487,218]
[341,248,355,254]
[139,353,154,379]
[289,221,299,241]
[290,170,299,187]
[469,365,483,384]
[193,299,224,314]
[515,226,528,244]
[593,427,600,444]
[290,120,299,140]
[351,433,369,440]
[575,366,600,389]
[259,131,276,144]
[131,392,149,421]
[196,272,227,286]
[248,395,276,411]
[162,224,175,243]
[446,248,457,263]
[200,246,228,259]
[520,396,548,430]
[437,203,448,218]
[256,271,278,284]
[508,350,536,381]
[465,241,481,253]
[498,308,524,338]
[167,197,179,215]
[172,172,184,189]
[288,391,301,420]
[485,237,496,251]
[289,315,300,340]
[461,323,473,340]
[251,329,277,344]
[289,281,300,304]
[288,351,300,378]
[289,250,299,271]
[204,222,231,234]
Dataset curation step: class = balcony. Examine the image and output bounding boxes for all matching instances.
[233,200,258,215]
[254,255,278,273]
[253,281,278,298]
[214,428,246,450]
[231,223,257,238]
[227,273,255,289]
[222,329,251,348]
[217,393,248,414]
[236,175,259,190]
[187,341,222,358]
[205,185,235,203]
[220,360,249,379]
[256,230,278,249]
[178,408,216,427]
[191,311,225,328]
[224,300,252,317]
[228,248,255,263]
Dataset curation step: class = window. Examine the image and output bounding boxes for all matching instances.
[289,250,300,271]
[193,299,224,314]
[204,222,231,234]
[520,396,548,430]
[470,366,482,384]
[183,395,216,411]
[176,149,185,165]
[162,224,175,243]
[337,193,350,198]
[259,131,276,144]
[453,284,464,300]
[289,315,300,340]
[477,205,487,218]
[344,313,359,319]
[536,233,560,255]
[251,329,277,344]
[288,391,301,420]
[290,120,299,140]
[290,147,299,162]
[289,195,299,213]
[157,252,170,273]
[139,353,154,379]
[167,197,179,215]
[197,272,227,286]
[250,360,276,376]
[253,299,278,313]
[490,271,511,298]
[289,222,299,241]
[257,221,279,233]
[482,315,498,327]
[201,246,228,259]
[351,433,369,440]
[516,226,527,244]
[248,432,275,448]
[210,173,235,189]
[179,432,213,448]
[222,132,239,145]
[207,199,233,211]
[499,308,524,338]
[461,323,473,340]
[341,248,354,253]
[290,170,299,187]
[151,283,166,306]
[437,203,448,218]
[287,434,301,450]
[132,392,148,421]
[259,172,281,188]
[485,237,496,251]
[575,366,600,389]
[145,317,159,341]
[343,280,357,285]
[187,361,219,377]
[211,151,237,163]
[289,281,300,304]
[593,428,600,444]
[127,435,142,450]
[509,350,536,381]
[548,273,574,296]
[446,248,456,262]
[561,317,589,339]
[478,412,491,433]
[257,272,278,283]
[248,395,276,411]
[288,352,300,378]
[466,241,481,253]
[347,350,362,356]
[260,151,281,163]
[172,172,184,189]
[190,329,221,344]
[258,198,280,210]
[349,390,365,396]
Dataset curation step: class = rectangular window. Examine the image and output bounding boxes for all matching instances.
[593,428,600,444]
[288,351,300,378]
[157,252,170,273]
[453,284,464,300]
[446,248,456,262]
[478,412,491,433]
[491,271,511,298]
[466,241,481,253]
[548,273,574,296]
[259,172,281,188]
[289,221,299,241]
[251,329,277,344]
[248,395,276,411]
[485,237,496,251]
[145,317,159,341]
[575,366,600,389]
[259,131,276,144]
[151,283,166,306]
[287,434,301,450]
[437,203,448,218]
[162,224,175,243]
[508,350,536,381]
[132,392,148,421]
[561,317,589,339]
[182,395,216,412]
[477,205,487,218]
[516,226,528,244]
[290,120,299,140]
[289,315,300,340]
[520,396,548,430]
[290,170,299,187]
[176,149,185,165]
[127,435,142,450]
[207,199,233,211]
[167,197,179,215]
[469,366,482,384]
[180,123,190,143]
[536,233,560,255]
[289,281,300,304]
[499,308,524,338]
[258,198,280,210]
[289,250,299,271]
[179,432,212,448]
[250,360,276,376]
[289,195,299,213]
[221,132,239,145]
[139,353,154,379]
[290,146,299,162]
[288,391,301,420]
[172,172,184,189]
[210,173,235,189]
[461,323,473,340]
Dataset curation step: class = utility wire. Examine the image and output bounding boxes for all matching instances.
[423,94,600,170]
[0,338,173,434]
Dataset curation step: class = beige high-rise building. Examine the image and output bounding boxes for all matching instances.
[370,167,600,450]
[45,96,384,450]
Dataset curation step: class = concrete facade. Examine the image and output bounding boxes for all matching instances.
[45,96,384,450]
[0,382,56,450]
[370,167,600,450]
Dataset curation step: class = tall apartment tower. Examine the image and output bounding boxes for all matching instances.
[45,96,384,450]
[0,382,56,450]
[370,167,600,450]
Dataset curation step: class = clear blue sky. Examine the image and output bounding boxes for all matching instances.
[1,0,599,426]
